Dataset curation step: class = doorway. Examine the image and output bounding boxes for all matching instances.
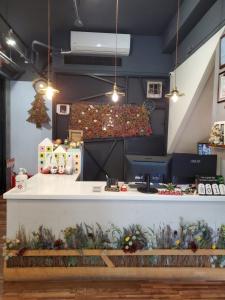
[0,77,6,194]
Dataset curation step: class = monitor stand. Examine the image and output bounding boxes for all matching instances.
[137,174,158,194]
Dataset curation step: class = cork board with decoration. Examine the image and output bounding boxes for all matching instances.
[69,103,152,140]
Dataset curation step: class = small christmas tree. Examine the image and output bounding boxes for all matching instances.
[27,93,50,128]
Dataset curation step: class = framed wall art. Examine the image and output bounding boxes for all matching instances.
[56,104,70,115]
[69,129,83,142]
[218,71,225,103]
[146,81,162,99]
[219,34,225,69]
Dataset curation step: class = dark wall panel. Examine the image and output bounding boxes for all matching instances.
[84,140,124,181]
[54,73,169,180]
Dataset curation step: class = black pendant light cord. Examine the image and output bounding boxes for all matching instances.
[48,0,51,85]
[114,0,119,88]
[175,0,180,88]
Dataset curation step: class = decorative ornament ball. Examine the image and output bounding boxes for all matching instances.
[69,142,76,148]
[55,139,62,145]
[120,184,127,192]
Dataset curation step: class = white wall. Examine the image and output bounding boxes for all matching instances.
[174,71,214,153]
[10,81,52,174]
[167,26,225,153]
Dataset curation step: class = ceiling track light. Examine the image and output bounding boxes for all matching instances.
[5,29,16,47]
[105,0,125,103]
[5,29,30,64]
[165,0,184,102]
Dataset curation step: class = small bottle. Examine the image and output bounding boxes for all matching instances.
[16,168,28,191]
[65,156,74,175]
[50,154,58,174]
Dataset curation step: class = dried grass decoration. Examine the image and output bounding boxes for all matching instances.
[69,103,152,139]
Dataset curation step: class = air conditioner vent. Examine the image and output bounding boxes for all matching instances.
[64,55,122,66]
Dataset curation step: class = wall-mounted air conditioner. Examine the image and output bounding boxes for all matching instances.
[70,31,131,57]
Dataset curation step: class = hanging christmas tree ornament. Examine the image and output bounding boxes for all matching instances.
[26,93,50,128]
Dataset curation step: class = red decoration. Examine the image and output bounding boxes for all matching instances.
[69,103,152,140]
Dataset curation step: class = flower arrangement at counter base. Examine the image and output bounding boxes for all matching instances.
[3,220,225,268]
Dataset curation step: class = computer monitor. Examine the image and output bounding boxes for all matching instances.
[171,153,217,184]
[197,142,212,155]
[125,155,172,193]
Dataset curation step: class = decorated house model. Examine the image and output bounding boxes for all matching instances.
[38,138,83,176]
[67,147,82,175]
[38,138,54,173]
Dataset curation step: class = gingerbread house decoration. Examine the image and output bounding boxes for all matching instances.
[38,138,54,173]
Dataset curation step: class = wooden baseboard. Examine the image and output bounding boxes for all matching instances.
[4,249,225,281]
[4,266,225,282]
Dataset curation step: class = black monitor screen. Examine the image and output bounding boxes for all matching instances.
[171,153,217,184]
[125,155,171,183]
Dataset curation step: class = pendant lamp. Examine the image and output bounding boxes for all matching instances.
[105,0,125,102]
[165,0,184,102]
[41,0,59,100]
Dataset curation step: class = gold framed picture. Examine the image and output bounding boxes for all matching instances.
[69,130,83,142]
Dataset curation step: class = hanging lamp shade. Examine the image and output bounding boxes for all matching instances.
[165,87,184,103]
[105,84,125,103]
[165,0,184,102]
[40,0,60,100]
[41,81,60,101]
[105,0,125,102]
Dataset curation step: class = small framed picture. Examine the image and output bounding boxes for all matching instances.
[69,130,83,142]
[56,104,70,115]
[219,34,225,69]
[147,81,162,99]
[218,72,225,103]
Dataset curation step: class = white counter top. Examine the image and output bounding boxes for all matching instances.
[3,173,225,202]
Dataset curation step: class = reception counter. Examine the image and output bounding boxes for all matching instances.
[4,173,225,237]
